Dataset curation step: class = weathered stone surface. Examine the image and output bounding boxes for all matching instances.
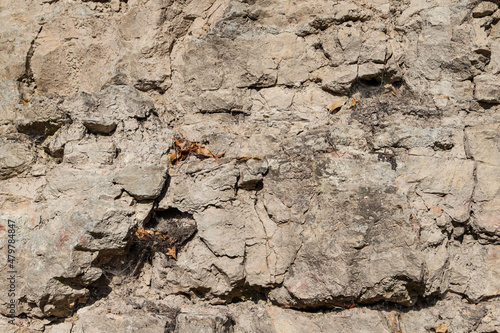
[159,160,239,213]
[465,125,500,165]
[195,206,246,258]
[231,304,392,333]
[472,2,499,18]
[44,321,74,333]
[474,74,500,103]
[448,240,500,301]
[114,165,167,200]
[60,85,155,125]
[15,96,69,137]
[42,123,87,157]
[472,199,500,241]
[73,307,169,333]
[63,138,117,166]
[312,65,358,94]
[0,135,35,180]
[398,155,475,223]
[175,313,233,333]
[1,0,500,331]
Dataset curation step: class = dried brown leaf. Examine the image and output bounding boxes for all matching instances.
[327,97,348,113]
[193,146,215,158]
[237,156,262,161]
[432,323,448,333]
[135,228,149,239]
[165,246,177,260]
[349,96,357,108]
[383,84,397,96]
[168,153,177,162]
[170,136,223,165]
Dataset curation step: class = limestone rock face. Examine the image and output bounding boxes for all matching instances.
[1,0,500,332]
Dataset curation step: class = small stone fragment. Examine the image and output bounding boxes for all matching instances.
[114,165,168,200]
[0,136,35,180]
[472,2,498,18]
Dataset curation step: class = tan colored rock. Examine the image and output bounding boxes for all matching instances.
[399,155,475,222]
[0,135,35,180]
[449,241,500,301]
[73,306,170,333]
[475,164,500,202]
[195,206,246,258]
[44,321,74,333]
[359,29,387,64]
[42,123,86,157]
[474,74,500,103]
[312,65,358,94]
[63,138,117,166]
[159,160,239,213]
[358,62,385,80]
[326,96,348,113]
[175,312,233,333]
[465,125,500,165]
[473,199,500,238]
[235,305,392,333]
[155,236,244,297]
[337,24,362,64]
[271,33,328,86]
[472,1,498,18]
[3,0,500,330]
[491,20,500,39]
[15,96,68,137]
[113,165,167,200]
[485,40,500,74]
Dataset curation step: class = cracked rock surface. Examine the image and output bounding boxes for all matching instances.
[1,0,500,332]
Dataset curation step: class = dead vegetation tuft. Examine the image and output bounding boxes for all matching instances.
[169,136,225,166]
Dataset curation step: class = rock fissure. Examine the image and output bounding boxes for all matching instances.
[17,25,43,100]
[2,0,500,331]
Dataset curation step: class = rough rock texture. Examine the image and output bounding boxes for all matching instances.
[1,0,500,332]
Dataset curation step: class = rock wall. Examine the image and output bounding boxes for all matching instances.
[1,0,500,332]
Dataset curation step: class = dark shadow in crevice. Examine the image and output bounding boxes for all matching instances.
[84,274,113,309]
[279,291,447,315]
[229,284,274,304]
[478,101,498,110]
[147,208,197,249]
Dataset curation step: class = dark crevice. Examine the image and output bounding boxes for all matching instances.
[85,239,154,308]
[134,81,169,94]
[246,85,266,91]
[85,274,113,308]
[433,141,454,151]
[147,208,197,249]
[153,173,171,209]
[191,287,212,299]
[478,101,499,109]
[359,76,382,87]
[448,220,475,243]
[229,285,274,304]
[17,25,43,100]
[371,148,398,170]
[198,109,250,116]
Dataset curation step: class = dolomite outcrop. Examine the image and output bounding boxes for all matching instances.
[1,0,500,332]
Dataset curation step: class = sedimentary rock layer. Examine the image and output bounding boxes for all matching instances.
[0,0,499,331]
